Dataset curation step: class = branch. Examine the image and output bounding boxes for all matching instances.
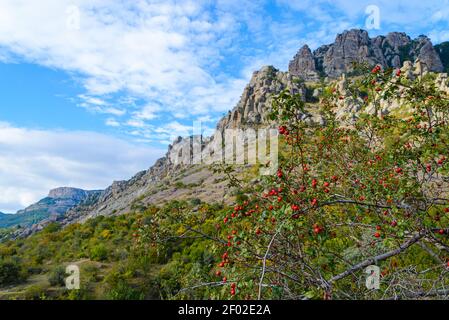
[329,232,426,283]
[258,230,279,300]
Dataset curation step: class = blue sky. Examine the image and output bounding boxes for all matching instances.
[1,0,449,212]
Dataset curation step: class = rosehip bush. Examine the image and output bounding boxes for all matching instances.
[214,67,449,300]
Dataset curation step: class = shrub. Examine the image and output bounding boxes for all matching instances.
[89,244,109,261]
[48,265,67,287]
[0,260,23,286]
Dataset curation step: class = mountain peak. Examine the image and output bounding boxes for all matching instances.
[48,187,89,200]
[289,29,445,80]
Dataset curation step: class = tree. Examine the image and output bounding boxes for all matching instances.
[0,260,22,286]
[213,66,449,300]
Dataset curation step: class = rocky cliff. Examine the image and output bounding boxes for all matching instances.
[289,29,446,80]
[217,65,307,130]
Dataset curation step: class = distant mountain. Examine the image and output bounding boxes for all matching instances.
[0,187,102,229]
[289,29,447,80]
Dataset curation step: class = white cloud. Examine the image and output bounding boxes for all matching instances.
[0,0,250,134]
[105,118,120,127]
[0,122,164,212]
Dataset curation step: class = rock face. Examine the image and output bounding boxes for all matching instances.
[434,42,449,73]
[48,187,93,201]
[289,29,445,80]
[217,65,306,130]
[288,45,320,81]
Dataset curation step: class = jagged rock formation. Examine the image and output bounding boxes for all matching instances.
[289,29,445,80]
[289,45,320,82]
[0,188,101,230]
[217,65,306,129]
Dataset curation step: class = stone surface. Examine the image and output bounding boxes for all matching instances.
[289,45,320,81]
[289,29,445,80]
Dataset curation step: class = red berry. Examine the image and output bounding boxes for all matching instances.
[376,225,381,231]
[445,208,449,213]
[439,229,445,235]
[223,217,229,224]
[391,221,397,227]
[256,228,262,235]
[216,270,221,277]
[291,204,299,211]
[223,277,227,283]
[374,232,381,238]
[311,198,318,207]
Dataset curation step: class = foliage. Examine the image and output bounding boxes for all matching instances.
[211,66,449,300]
[0,260,24,286]
[48,265,67,287]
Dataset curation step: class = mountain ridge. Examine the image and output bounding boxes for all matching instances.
[289,29,447,80]
[0,187,102,229]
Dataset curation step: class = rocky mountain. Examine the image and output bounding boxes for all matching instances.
[217,66,307,130]
[10,29,449,239]
[289,29,447,80]
[0,188,102,229]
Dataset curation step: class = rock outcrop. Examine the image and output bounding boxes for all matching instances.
[217,65,306,129]
[289,29,445,80]
[289,45,320,81]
